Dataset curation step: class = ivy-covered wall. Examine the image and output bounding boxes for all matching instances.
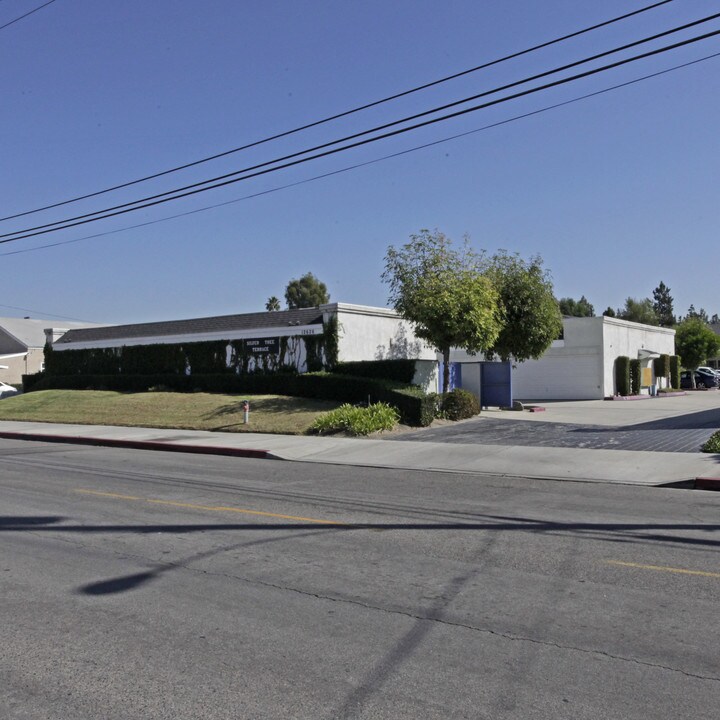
[45,321,341,378]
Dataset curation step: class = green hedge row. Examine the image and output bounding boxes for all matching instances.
[22,371,435,427]
[333,359,417,384]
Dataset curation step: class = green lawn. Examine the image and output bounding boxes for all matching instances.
[0,390,342,435]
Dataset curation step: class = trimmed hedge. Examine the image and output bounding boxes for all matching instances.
[629,358,641,396]
[615,356,631,396]
[21,371,435,427]
[653,354,670,382]
[670,355,681,390]
[333,359,417,384]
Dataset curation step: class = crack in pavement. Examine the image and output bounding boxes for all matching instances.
[60,538,720,685]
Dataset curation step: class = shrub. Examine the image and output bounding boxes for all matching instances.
[310,402,400,436]
[701,430,720,453]
[670,355,681,390]
[654,354,670,382]
[441,389,480,420]
[333,360,417,384]
[615,356,631,396]
[629,358,641,395]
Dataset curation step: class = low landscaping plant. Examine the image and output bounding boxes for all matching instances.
[441,388,480,420]
[702,430,720,453]
[310,402,400,436]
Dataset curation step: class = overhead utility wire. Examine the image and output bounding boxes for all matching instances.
[0,0,55,32]
[5,12,719,240]
[0,0,675,222]
[0,303,94,323]
[3,27,720,246]
[5,51,718,259]
[0,0,56,32]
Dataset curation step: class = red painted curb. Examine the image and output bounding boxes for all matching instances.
[695,477,720,491]
[0,431,269,460]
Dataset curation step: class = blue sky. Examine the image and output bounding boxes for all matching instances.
[2,0,719,325]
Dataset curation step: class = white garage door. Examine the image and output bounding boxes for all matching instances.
[512,352,603,400]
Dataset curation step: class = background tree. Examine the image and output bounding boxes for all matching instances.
[617,297,658,325]
[603,306,616,317]
[674,317,720,387]
[558,295,594,317]
[383,229,502,394]
[284,272,330,309]
[685,304,709,323]
[485,251,563,363]
[265,296,281,312]
[652,281,675,327]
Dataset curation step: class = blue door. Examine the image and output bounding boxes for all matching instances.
[480,361,512,407]
[437,362,463,392]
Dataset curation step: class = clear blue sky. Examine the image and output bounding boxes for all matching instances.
[2,0,719,325]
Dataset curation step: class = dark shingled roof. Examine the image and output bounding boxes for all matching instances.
[56,308,325,345]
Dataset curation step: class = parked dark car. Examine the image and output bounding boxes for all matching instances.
[680,369,720,389]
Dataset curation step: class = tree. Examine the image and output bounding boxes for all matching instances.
[686,304,709,324]
[284,272,330,309]
[558,295,594,317]
[617,297,658,325]
[265,296,281,312]
[383,230,502,394]
[485,251,563,363]
[652,281,675,327]
[603,306,616,317]
[674,317,720,387]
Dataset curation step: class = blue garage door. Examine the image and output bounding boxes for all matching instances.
[480,361,512,407]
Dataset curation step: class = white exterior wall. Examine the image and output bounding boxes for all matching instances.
[330,304,436,363]
[512,316,675,400]
[600,317,675,395]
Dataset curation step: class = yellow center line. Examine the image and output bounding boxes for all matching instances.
[605,560,720,579]
[74,489,346,525]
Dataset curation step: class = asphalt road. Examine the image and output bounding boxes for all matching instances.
[2,438,720,719]
[394,415,718,453]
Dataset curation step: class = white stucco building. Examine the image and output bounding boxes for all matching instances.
[49,303,439,389]
[511,316,675,400]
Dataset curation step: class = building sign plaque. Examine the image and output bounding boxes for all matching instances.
[245,337,279,354]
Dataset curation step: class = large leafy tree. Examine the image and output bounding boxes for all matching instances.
[383,230,502,393]
[617,297,658,325]
[284,272,330,309]
[558,295,594,317]
[486,251,563,362]
[674,318,720,385]
[652,281,675,327]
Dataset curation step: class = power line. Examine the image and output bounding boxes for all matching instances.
[0,303,94,323]
[0,0,56,32]
[3,49,718,259]
[3,22,720,244]
[0,0,676,222]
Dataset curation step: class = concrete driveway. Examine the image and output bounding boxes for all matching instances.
[394,392,720,453]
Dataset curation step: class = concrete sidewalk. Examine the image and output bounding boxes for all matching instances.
[1,419,718,487]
